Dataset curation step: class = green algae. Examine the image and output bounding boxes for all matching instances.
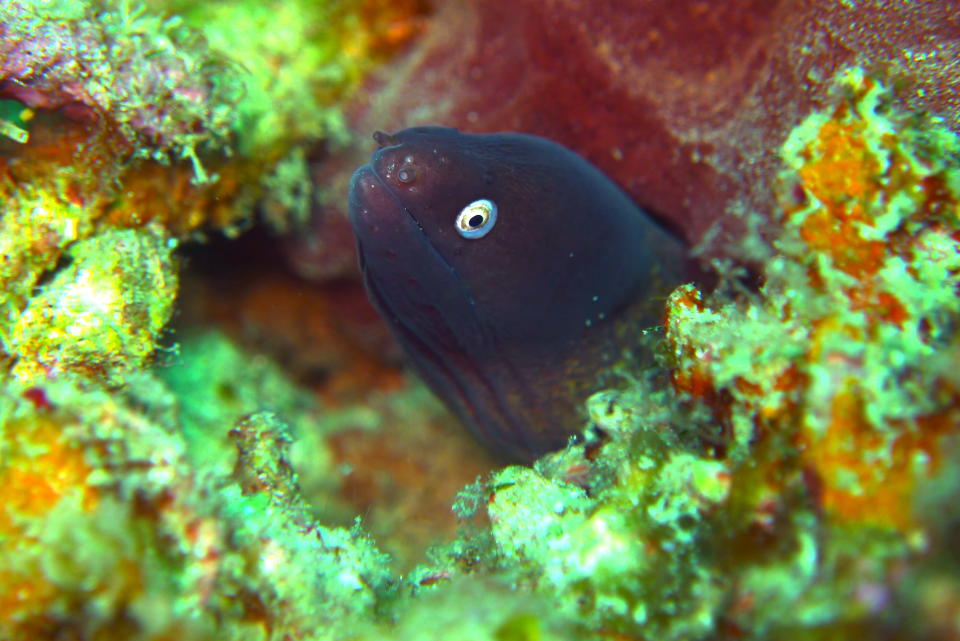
[135,0,369,229]
[158,330,329,475]
[147,0,353,157]
[0,371,396,641]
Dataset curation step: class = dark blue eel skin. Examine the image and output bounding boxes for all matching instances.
[348,127,688,461]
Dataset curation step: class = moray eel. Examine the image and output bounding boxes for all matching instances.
[348,126,688,461]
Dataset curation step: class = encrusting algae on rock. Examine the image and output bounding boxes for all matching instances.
[0,1,415,639]
[653,67,960,633]
[8,227,178,386]
[667,67,960,533]
[3,0,960,636]
[402,66,960,640]
[0,0,418,385]
[0,378,394,639]
[0,0,416,242]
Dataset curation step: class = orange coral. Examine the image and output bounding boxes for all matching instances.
[0,409,100,621]
[800,384,952,531]
[665,69,960,534]
[795,117,888,279]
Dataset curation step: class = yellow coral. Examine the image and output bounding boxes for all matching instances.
[0,176,96,319]
[8,227,178,386]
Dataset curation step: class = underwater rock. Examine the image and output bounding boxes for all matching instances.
[0,373,393,640]
[301,0,960,279]
[0,0,233,159]
[8,227,178,387]
[0,0,417,243]
[666,68,960,532]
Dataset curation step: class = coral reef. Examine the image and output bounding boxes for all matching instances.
[667,67,960,533]
[0,0,234,162]
[658,68,960,633]
[0,0,409,390]
[0,0,236,386]
[2,0,959,638]
[8,227,178,386]
[0,0,420,248]
[458,394,737,639]
[0,2,436,637]
[0,376,393,640]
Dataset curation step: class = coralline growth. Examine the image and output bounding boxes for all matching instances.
[0,381,393,638]
[0,0,233,167]
[661,67,960,633]
[0,1,417,638]
[1,0,960,639]
[397,66,960,641]
[668,68,960,533]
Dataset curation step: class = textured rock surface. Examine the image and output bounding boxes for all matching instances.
[300,0,960,278]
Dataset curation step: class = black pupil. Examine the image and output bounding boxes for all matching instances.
[468,214,485,228]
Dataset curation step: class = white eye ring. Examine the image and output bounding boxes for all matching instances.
[455,199,497,238]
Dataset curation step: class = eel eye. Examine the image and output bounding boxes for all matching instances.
[397,167,416,183]
[455,199,497,239]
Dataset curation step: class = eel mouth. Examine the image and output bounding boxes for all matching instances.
[348,162,427,235]
[349,160,473,308]
[347,163,400,229]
